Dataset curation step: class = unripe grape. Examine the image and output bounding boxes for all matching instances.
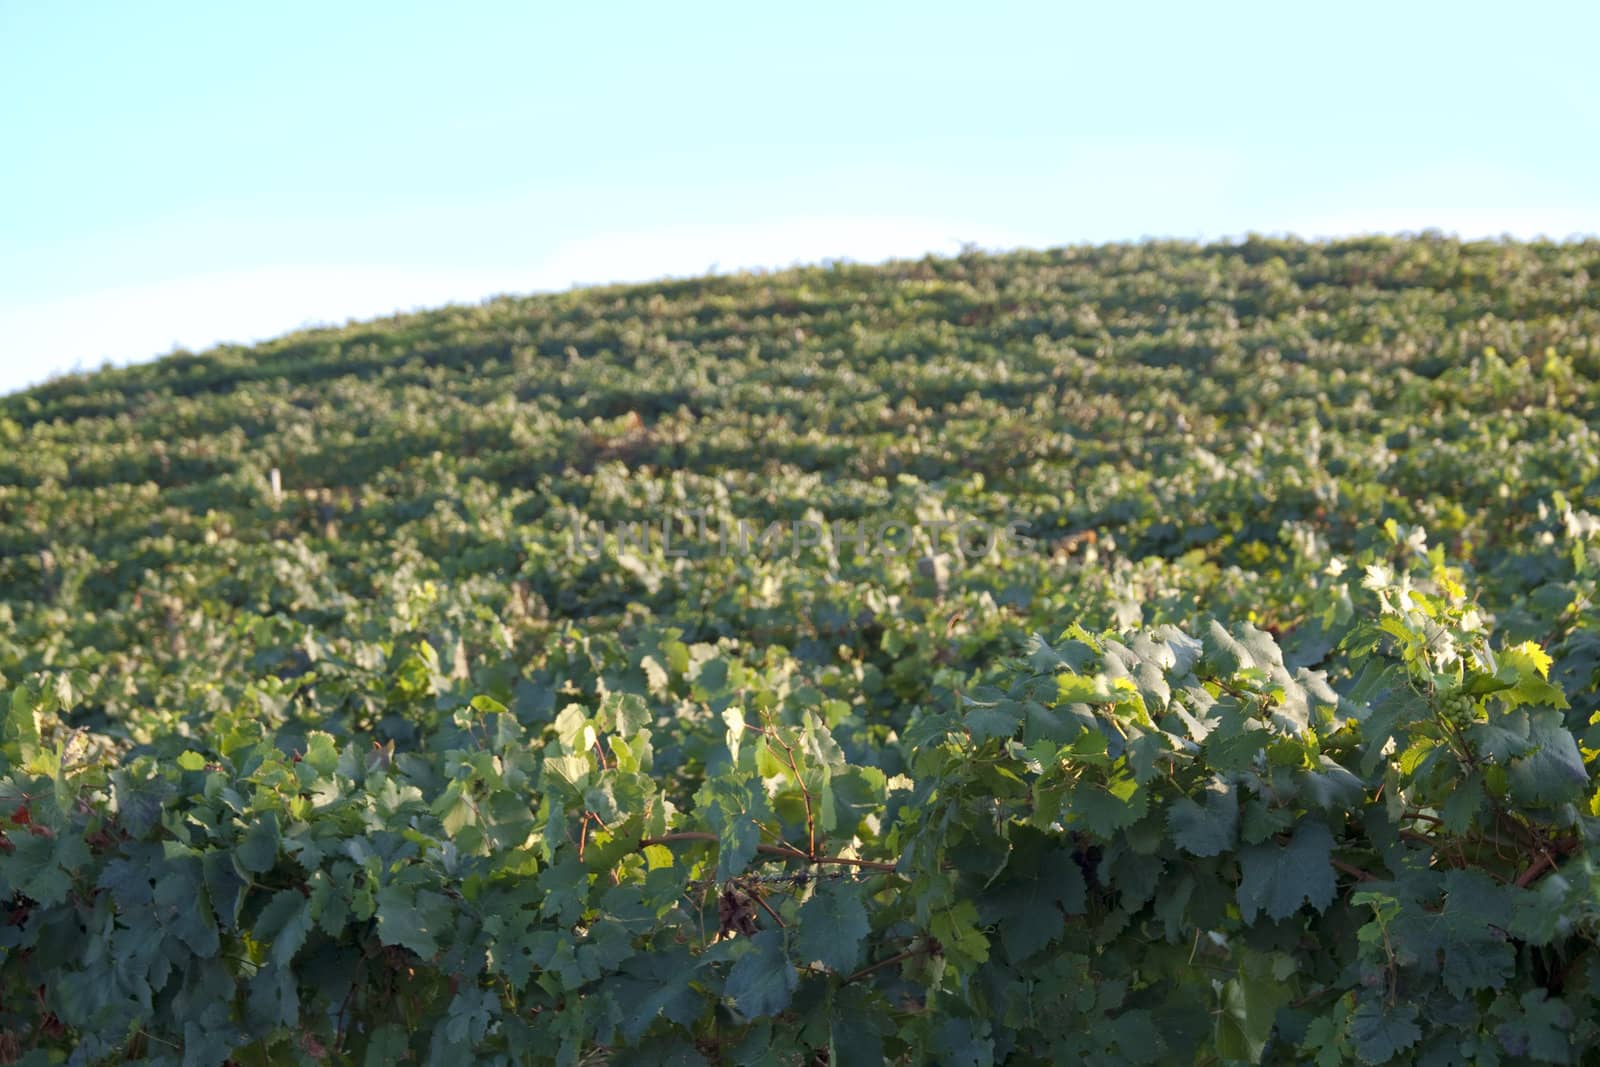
[1437,687,1476,727]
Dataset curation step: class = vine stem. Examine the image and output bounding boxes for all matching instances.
[578,811,595,862]
[1513,833,1580,888]
[742,884,786,928]
[640,832,900,873]
[1331,858,1376,882]
[843,947,924,985]
[761,714,817,858]
[1515,852,1556,888]
[1400,811,1445,827]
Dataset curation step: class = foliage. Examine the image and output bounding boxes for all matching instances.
[2,236,1600,1063]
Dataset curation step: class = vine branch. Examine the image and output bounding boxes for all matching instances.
[640,832,900,873]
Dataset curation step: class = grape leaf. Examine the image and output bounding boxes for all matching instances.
[1167,778,1239,856]
[794,881,870,973]
[376,885,450,960]
[1350,999,1421,1064]
[724,930,796,1020]
[255,888,314,968]
[235,812,280,874]
[1237,820,1336,921]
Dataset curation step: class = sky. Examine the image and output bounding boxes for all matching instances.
[2,1,1598,396]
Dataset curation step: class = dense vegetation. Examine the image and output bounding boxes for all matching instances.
[3,235,1600,1065]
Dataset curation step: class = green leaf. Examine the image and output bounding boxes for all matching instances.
[794,881,870,973]
[4,685,41,757]
[1217,963,1283,1064]
[1237,820,1336,922]
[983,845,1087,961]
[718,815,761,881]
[930,899,991,967]
[182,1001,246,1067]
[4,832,75,906]
[604,692,652,737]
[303,731,340,775]
[1167,778,1239,857]
[246,961,299,1029]
[1494,989,1572,1062]
[828,985,889,1067]
[1349,999,1421,1064]
[694,777,773,881]
[1506,709,1587,806]
[470,694,508,716]
[1437,870,1517,997]
[254,888,313,968]
[1508,875,1570,947]
[641,655,670,697]
[724,929,796,1020]
[1440,774,1486,833]
[828,765,887,834]
[112,768,173,838]
[1203,620,1253,675]
[1301,1010,1351,1067]
[376,884,450,959]
[966,704,1024,744]
[1466,709,1537,763]
[235,812,280,874]
[364,1024,412,1067]
[1498,642,1567,710]
[1067,772,1147,837]
[1106,1010,1161,1064]
[616,945,707,1043]
[932,1017,995,1066]
[1295,758,1365,813]
[537,856,590,925]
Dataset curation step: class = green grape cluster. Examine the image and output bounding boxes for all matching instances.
[1437,685,1478,728]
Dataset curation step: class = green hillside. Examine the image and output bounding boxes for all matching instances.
[4,235,1600,1064]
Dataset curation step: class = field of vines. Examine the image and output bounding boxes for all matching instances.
[4,235,1600,1065]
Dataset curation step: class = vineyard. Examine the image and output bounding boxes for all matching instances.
[4,235,1600,1064]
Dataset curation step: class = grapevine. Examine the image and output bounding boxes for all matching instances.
[1,237,1598,1064]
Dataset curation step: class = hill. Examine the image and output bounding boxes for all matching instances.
[3,236,1600,1064]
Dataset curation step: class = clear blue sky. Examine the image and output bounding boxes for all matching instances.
[3,1,1597,395]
